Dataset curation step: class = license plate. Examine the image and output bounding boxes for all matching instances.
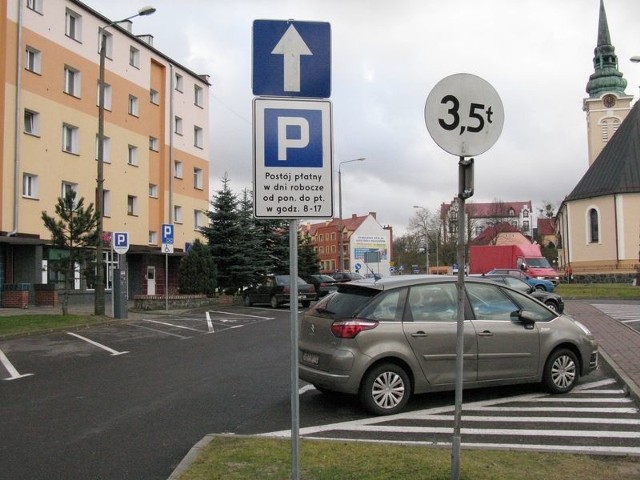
[302,351,319,365]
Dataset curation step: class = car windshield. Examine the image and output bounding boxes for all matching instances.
[309,286,377,318]
[525,257,552,268]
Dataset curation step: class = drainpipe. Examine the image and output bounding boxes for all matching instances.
[168,64,174,224]
[11,0,24,236]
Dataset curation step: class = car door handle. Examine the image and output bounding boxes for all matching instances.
[478,330,493,337]
[411,331,428,338]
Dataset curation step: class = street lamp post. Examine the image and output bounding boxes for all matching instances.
[338,158,365,272]
[413,205,430,274]
[96,6,155,316]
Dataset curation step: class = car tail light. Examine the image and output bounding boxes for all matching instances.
[331,319,378,339]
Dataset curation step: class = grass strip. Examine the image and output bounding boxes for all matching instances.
[0,314,108,337]
[178,435,640,480]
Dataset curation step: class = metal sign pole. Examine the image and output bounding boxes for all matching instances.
[289,219,300,480]
[451,157,468,479]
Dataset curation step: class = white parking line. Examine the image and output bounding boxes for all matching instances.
[209,310,275,320]
[141,319,204,332]
[0,348,33,380]
[66,332,128,356]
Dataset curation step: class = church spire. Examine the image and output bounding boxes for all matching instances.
[585,0,627,97]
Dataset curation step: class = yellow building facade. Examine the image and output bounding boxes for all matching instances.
[0,0,210,299]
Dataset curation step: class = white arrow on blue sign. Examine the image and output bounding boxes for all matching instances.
[252,20,331,98]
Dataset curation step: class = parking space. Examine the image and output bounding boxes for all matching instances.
[0,308,278,381]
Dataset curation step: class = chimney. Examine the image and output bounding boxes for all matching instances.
[136,34,154,46]
[369,212,376,219]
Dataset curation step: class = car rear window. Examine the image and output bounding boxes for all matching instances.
[308,286,377,318]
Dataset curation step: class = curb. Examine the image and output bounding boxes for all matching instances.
[167,433,218,479]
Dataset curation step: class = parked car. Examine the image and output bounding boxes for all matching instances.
[243,275,316,308]
[330,272,365,283]
[304,275,339,298]
[486,268,555,292]
[481,274,565,313]
[299,275,597,415]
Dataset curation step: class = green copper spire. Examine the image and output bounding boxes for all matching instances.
[586,0,627,98]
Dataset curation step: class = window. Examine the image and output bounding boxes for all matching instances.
[127,195,138,216]
[194,210,205,229]
[174,160,183,179]
[64,66,80,97]
[96,81,112,110]
[128,145,138,166]
[102,190,111,217]
[194,84,204,107]
[25,46,41,73]
[589,208,599,243]
[174,116,183,135]
[194,126,203,148]
[61,182,78,200]
[466,283,517,321]
[407,283,457,322]
[148,231,157,245]
[26,0,43,13]
[175,72,183,92]
[193,167,203,189]
[129,46,140,68]
[150,89,159,104]
[23,174,38,198]
[523,209,529,218]
[128,95,139,116]
[100,30,113,58]
[95,135,111,163]
[24,109,39,135]
[62,124,79,154]
[522,220,530,231]
[148,184,158,198]
[65,9,82,41]
[174,205,183,223]
[149,136,158,151]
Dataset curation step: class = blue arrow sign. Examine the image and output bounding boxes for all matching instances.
[252,20,331,98]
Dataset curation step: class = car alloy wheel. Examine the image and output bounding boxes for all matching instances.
[543,348,578,393]
[359,363,411,415]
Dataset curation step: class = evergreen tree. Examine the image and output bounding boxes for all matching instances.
[231,189,266,288]
[178,239,217,295]
[41,190,98,315]
[255,218,289,275]
[200,174,245,294]
[298,230,321,278]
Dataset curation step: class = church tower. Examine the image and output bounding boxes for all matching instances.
[583,0,633,166]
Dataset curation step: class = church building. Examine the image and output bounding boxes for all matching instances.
[556,0,640,281]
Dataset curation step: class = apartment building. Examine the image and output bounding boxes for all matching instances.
[0,0,210,301]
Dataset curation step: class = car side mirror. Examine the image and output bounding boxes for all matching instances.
[518,309,537,329]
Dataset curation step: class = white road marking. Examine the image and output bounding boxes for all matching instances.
[66,332,128,356]
[127,322,192,339]
[209,310,274,320]
[0,348,33,380]
[141,319,204,332]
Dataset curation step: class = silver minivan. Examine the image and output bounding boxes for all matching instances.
[299,276,598,415]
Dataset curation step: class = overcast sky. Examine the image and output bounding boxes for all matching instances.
[84,0,640,236]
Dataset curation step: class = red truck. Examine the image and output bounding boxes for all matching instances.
[469,243,560,284]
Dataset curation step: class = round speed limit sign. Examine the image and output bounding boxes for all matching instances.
[425,73,504,157]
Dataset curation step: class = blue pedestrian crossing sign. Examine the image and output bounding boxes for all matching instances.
[252,20,331,98]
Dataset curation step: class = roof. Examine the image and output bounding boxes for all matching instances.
[301,213,376,236]
[441,201,532,219]
[566,100,640,201]
[471,223,522,246]
[537,218,556,236]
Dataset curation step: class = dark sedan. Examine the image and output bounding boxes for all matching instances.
[243,275,316,308]
[304,274,339,298]
[482,274,564,312]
